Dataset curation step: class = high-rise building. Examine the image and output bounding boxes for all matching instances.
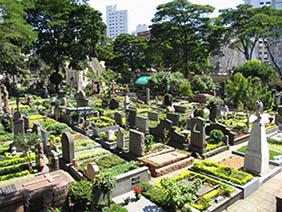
[132,24,148,35]
[106,5,128,39]
[245,0,282,68]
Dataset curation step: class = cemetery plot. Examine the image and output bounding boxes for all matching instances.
[139,170,239,212]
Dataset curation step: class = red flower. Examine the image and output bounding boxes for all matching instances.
[133,187,142,193]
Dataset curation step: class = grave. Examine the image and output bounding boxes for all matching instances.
[163,94,172,106]
[129,129,145,157]
[124,95,130,110]
[85,163,100,180]
[75,90,89,107]
[167,112,180,126]
[61,132,74,163]
[23,115,29,132]
[148,111,159,122]
[13,111,24,139]
[109,99,119,110]
[116,129,125,150]
[114,112,123,126]
[145,88,150,105]
[244,118,269,175]
[126,108,137,129]
[189,117,207,154]
[135,116,149,134]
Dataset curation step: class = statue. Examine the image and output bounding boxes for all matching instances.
[1,85,10,113]
[255,100,264,120]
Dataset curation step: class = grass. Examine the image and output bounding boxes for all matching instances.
[237,144,282,160]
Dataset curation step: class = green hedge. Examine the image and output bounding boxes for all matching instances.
[0,170,30,181]
[192,160,253,185]
[0,154,37,168]
[102,161,139,177]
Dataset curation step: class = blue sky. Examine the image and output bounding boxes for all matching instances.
[89,0,243,33]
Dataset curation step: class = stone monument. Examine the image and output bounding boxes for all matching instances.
[61,132,74,163]
[75,90,89,107]
[13,111,24,138]
[85,163,100,180]
[189,117,206,154]
[129,129,145,157]
[244,104,269,175]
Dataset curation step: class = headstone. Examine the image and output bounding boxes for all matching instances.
[163,94,172,106]
[116,129,125,150]
[167,113,180,126]
[69,77,74,97]
[101,99,109,108]
[85,163,100,180]
[13,111,24,138]
[106,130,116,140]
[129,129,145,157]
[135,116,149,134]
[174,105,186,113]
[148,111,159,122]
[75,90,89,107]
[114,112,123,126]
[54,106,61,120]
[145,88,150,105]
[61,132,74,163]
[109,99,119,110]
[244,118,269,175]
[23,116,29,132]
[126,108,137,128]
[43,86,49,98]
[124,95,130,110]
[189,117,206,154]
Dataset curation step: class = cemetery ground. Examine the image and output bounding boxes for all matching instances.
[0,83,281,212]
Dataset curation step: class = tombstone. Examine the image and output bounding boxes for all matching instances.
[114,112,123,126]
[148,111,159,122]
[13,111,24,138]
[75,90,89,107]
[23,116,29,132]
[174,105,186,113]
[124,95,130,110]
[135,116,149,134]
[109,99,119,110]
[163,94,172,106]
[101,99,109,108]
[167,113,180,126]
[116,129,125,150]
[129,129,145,157]
[43,86,49,98]
[106,130,116,140]
[145,88,150,105]
[244,118,269,175]
[61,132,74,163]
[189,117,206,154]
[85,163,100,180]
[126,108,137,128]
[54,106,61,120]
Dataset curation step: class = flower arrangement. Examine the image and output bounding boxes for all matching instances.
[133,187,143,200]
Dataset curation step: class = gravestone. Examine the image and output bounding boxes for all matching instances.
[109,99,119,109]
[244,118,269,175]
[167,113,180,126]
[114,112,123,126]
[148,111,159,122]
[23,116,29,132]
[163,94,172,106]
[13,111,24,138]
[129,129,145,157]
[174,105,186,113]
[54,106,61,120]
[116,129,125,150]
[189,117,206,154]
[61,132,74,163]
[85,163,100,180]
[75,90,89,107]
[101,99,109,108]
[135,116,149,134]
[145,88,150,105]
[69,77,74,97]
[124,95,130,110]
[126,108,137,128]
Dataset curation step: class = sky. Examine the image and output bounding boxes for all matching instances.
[89,0,243,33]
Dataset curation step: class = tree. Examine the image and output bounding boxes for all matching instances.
[219,5,267,61]
[27,0,105,76]
[109,34,149,82]
[233,60,277,83]
[150,0,220,75]
[0,0,36,75]
[191,75,216,94]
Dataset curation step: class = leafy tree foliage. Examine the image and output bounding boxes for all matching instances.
[191,75,216,94]
[0,0,36,75]
[233,60,277,83]
[226,73,274,110]
[27,0,106,73]
[150,0,222,75]
[109,34,149,82]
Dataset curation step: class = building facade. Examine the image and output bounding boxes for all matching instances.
[106,5,128,39]
[244,0,282,9]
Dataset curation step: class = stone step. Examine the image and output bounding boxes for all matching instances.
[152,157,194,177]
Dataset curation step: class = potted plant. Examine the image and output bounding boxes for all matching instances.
[133,187,142,200]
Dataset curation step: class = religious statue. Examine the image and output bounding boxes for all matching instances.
[255,100,264,120]
[1,85,10,113]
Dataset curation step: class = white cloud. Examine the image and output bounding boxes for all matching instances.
[89,0,243,33]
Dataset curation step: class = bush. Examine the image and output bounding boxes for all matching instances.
[68,180,93,211]
[179,80,193,97]
[208,130,224,144]
[97,155,125,169]
[191,75,216,94]
[109,204,128,212]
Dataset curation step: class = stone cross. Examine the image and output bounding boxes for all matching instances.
[61,132,74,163]
[244,119,269,175]
[129,129,145,157]
[189,117,206,154]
